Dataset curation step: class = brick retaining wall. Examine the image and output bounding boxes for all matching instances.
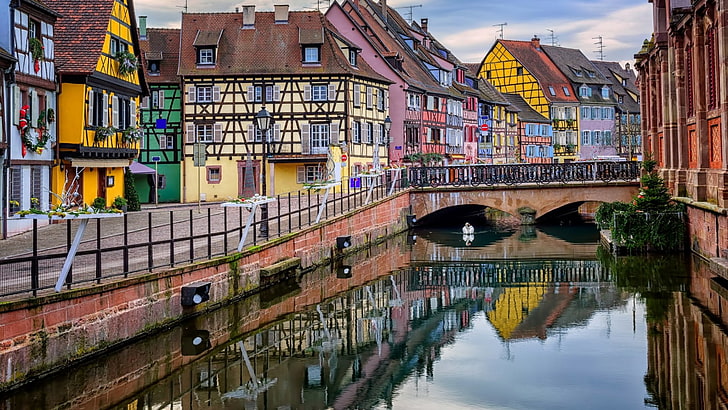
[0,193,411,390]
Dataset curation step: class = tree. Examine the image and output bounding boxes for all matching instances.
[124,169,141,211]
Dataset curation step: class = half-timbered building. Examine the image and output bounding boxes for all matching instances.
[504,93,553,164]
[331,0,448,164]
[6,0,59,236]
[47,0,146,208]
[0,0,14,238]
[138,21,181,203]
[179,6,391,201]
[481,37,580,162]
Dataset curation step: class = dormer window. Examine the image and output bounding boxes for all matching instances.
[193,30,222,66]
[601,86,610,99]
[579,85,592,97]
[145,52,162,75]
[198,48,215,65]
[300,28,324,65]
[563,87,570,96]
[548,86,556,96]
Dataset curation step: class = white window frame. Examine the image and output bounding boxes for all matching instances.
[310,124,330,154]
[197,124,214,143]
[311,85,327,101]
[199,48,214,65]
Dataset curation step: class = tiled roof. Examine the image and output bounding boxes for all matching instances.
[0,46,16,65]
[345,0,446,95]
[591,60,641,113]
[46,0,115,74]
[497,39,578,104]
[503,93,550,123]
[477,78,509,106]
[21,0,61,18]
[462,63,481,76]
[139,28,180,84]
[178,10,389,84]
[542,45,608,85]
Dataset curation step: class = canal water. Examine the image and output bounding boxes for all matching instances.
[3,223,723,410]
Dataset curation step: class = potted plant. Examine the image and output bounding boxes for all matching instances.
[122,125,144,143]
[112,196,128,212]
[94,126,116,143]
[114,50,138,77]
[91,197,107,211]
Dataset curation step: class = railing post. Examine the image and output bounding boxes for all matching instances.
[31,218,38,296]
[66,220,72,289]
[224,207,228,254]
[96,218,102,284]
[147,212,153,272]
[207,208,212,259]
[123,213,129,276]
[170,211,175,266]
[189,209,194,262]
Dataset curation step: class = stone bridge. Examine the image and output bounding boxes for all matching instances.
[409,182,639,224]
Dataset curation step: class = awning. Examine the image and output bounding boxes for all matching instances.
[129,161,156,175]
[70,158,132,168]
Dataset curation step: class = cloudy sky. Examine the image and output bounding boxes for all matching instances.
[135,0,653,66]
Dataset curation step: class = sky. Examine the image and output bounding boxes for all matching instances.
[134,0,653,67]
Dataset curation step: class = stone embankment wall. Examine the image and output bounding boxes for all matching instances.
[0,193,411,390]
[684,202,728,271]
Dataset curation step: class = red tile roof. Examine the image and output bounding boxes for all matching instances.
[497,39,578,103]
[139,28,180,84]
[178,10,389,83]
[46,0,115,75]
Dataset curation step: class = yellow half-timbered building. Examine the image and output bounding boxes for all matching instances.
[179,6,391,202]
[47,0,146,207]
[480,38,579,162]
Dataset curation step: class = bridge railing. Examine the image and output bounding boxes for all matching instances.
[407,161,640,188]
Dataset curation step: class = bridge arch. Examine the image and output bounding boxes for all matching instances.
[409,183,638,224]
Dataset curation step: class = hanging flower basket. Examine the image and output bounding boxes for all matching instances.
[94,126,116,143]
[114,51,138,77]
[28,37,44,72]
[122,125,144,143]
[17,105,52,155]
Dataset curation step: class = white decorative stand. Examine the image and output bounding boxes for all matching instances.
[387,167,404,196]
[222,196,276,252]
[359,173,383,205]
[303,181,339,224]
[13,212,124,292]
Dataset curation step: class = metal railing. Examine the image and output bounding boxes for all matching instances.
[0,173,405,299]
[408,161,640,188]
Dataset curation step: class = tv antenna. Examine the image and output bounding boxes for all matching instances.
[396,4,422,24]
[312,0,331,11]
[593,36,605,60]
[177,0,188,12]
[546,29,559,46]
[493,22,507,39]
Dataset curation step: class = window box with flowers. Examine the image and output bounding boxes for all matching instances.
[114,50,138,77]
[94,126,116,143]
[122,125,144,144]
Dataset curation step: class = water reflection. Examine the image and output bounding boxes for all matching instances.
[5,228,728,409]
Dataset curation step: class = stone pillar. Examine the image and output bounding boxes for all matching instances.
[518,206,536,225]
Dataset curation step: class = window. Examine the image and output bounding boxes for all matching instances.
[352,121,361,143]
[601,86,609,99]
[581,107,590,119]
[197,124,214,142]
[206,166,221,183]
[618,95,624,104]
[579,85,591,97]
[110,37,126,55]
[349,49,357,66]
[303,46,320,63]
[603,130,612,145]
[602,107,612,120]
[88,90,107,127]
[377,89,385,111]
[9,167,21,213]
[160,135,174,149]
[147,60,160,75]
[311,85,327,101]
[593,130,601,145]
[548,86,556,96]
[591,107,600,120]
[297,164,325,183]
[364,122,373,144]
[516,67,523,76]
[196,86,220,103]
[310,124,329,151]
[563,87,570,96]
[582,130,591,146]
[198,48,215,65]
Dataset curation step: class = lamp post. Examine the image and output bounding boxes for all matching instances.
[255,106,272,237]
[384,116,392,167]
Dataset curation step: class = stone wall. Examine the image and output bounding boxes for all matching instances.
[0,193,411,390]
[686,202,728,263]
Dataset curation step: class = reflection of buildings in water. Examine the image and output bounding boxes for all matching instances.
[122,259,625,410]
[645,261,728,409]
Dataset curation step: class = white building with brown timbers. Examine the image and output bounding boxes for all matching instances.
[178,5,392,202]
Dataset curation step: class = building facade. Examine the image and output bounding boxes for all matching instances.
[6,0,58,236]
[635,0,728,260]
[47,0,145,209]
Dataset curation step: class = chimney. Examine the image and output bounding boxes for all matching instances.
[275,5,289,23]
[531,35,541,48]
[421,18,428,33]
[242,5,255,29]
[139,15,147,40]
[625,62,631,71]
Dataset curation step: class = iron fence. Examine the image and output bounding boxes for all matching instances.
[0,173,405,299]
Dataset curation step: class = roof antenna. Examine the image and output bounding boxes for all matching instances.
[593,35,605,60]
[395,4,423,24]
[546,29,559,46]
[493,22,507,39]
[177,0,188,13]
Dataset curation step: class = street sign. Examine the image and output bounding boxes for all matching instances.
[151,156,161,162]
[341,153,348,162]
[193,143,206,167]
[480,123,489,132]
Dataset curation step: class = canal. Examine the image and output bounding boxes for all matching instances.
[2,223,723,409]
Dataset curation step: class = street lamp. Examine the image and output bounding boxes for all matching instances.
[255,106,272,237]
[383,116,392,168]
